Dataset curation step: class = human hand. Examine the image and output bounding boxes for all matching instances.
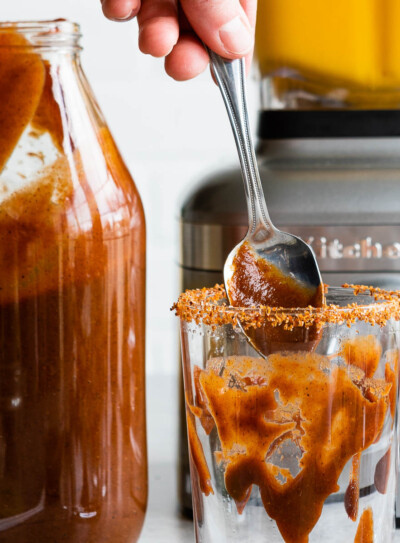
[100,0,256,80]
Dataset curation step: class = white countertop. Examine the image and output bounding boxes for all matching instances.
[140,462,194,543]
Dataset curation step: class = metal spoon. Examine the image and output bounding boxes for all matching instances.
[207,49,324,353]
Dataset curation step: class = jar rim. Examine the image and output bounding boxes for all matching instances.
[172,284,400,329]
[0,20,81,50]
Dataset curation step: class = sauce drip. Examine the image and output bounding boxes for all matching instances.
[374,448,391,495]
[186,409,213,496]
[341,335,382,520]
[0,31,45,173]
[188,351,390,543]
[32,61,64,151]
[385,349,399,420]
[341,335,382,378]
[344,453,361,521]
[354,508,374,543]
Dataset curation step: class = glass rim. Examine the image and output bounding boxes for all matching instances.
[172,284,400,329]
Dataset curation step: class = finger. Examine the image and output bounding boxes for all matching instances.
[180,0,254,59]
[244,51,253,75]
[239,0,257,29]
[165,33,209,81]
[233,1,256,74]
[137,0,179,58]
[101,0,141,21]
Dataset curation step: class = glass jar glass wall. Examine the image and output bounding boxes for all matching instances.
[0,21,147,543]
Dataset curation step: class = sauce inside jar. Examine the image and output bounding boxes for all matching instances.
[0,23,146,543]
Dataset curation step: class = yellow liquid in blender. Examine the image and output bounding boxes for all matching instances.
[255,0,400,105]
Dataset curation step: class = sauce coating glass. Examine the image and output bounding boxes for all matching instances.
[0,21,147,543]
[174,285,400,543]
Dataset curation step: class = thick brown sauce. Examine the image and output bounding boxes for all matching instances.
[385,349,399,420]
[188,345,392,543]
[341,335,382,521]
[354,508,374,543]
[227,242,324,353]
[0,32,45,173]
[344,453,361,521]
[186,408,213,497]
[374,448,391,495]
[0,28,147,542]
[229,242,323,309]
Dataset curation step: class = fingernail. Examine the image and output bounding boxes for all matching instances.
[109,10,135,21]
[101,0,136,22]
[219,16,254,55]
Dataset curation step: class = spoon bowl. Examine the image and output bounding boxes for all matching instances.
[224,230,323,307]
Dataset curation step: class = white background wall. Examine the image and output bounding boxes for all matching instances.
[1,2,258,463]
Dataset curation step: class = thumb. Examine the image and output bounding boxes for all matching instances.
[180,0,254,59]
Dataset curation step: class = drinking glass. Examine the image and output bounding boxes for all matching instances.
[175,285,400,543]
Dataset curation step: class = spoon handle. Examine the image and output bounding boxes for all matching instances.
[207,48,274,239]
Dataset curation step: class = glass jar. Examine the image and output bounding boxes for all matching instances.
[0,21,147,542]
[255,0,400,109]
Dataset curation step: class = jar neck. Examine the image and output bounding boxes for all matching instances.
[0,20,82,53]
